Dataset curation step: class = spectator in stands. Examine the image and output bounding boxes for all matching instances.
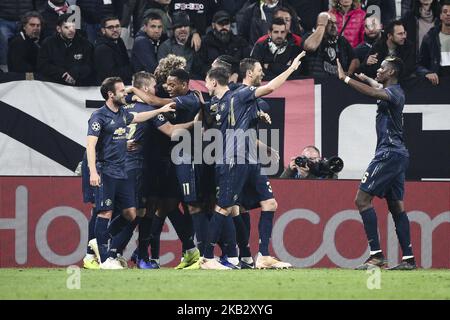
[170,0,218,36]
[402,0,441,56]
[94,16,133,84]
[255,7,303,47]
[131,0,172,38]
[0,0,35,71]
[157,11,195,72]
[280,146,338,179]
[37,13,93,85]
[285,0,329,33]
[237,0,300,45]
[131,12,165,73]
[194,10,250,78]
[303,12,359,77]
[376,0,413,27]
[76,0,124,44]
[7,11,43,74]
[417,1,450,85]
[329,0,366,48]
[40,0,71,40]
[251,17,303,80]
[359,20,416,79]
[355,15,383,63]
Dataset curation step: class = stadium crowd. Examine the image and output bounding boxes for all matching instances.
[0,0,449,86]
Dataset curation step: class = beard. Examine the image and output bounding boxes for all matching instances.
[214,29,230,43]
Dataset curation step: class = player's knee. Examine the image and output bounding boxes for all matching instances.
[136,208,146,217]
[355,197,368,211]
[262,199,277,211]
[122,208,136,221]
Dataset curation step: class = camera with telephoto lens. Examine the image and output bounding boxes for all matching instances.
[294,156,344,177]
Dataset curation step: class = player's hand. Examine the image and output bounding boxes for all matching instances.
[258,111,271,125]
[425,73,439,86]
[191,32,202,52]
[90,171,101,187]
[336,58,346,80]
[193,90,205,104]
[317,12,330,27]
[127,139,139,151]
[160,101,176,113]
[366,53,378,65]
[125,86,135,94]
[291,51,306,71]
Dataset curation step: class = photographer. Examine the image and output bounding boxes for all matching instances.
[280,145,339,179]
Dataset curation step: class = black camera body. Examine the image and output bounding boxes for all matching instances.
[294,156,344,178]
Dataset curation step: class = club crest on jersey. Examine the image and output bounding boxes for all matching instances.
[91,122,101,131]
[113,127,126,135]
[73,54,83,60]
[210,103,218,112]
[105,199,112,206]
[249,86,256,91]
[157,114,165,121]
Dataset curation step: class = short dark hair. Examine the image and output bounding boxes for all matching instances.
[206,67,229,86]
[384,56,404,79]
[270,17,286,31]
[143,12,162,26]
[132,72,155,89]
[20,11,43,29]
[384,19,404,36]
[101,16,120,28]
[100,77,123,100]
[168,68,190,83]
[274,6,292,18]
[214,55,239,74]
[56,13,74,27]
[239,58,259,79]
[441,0,450,13]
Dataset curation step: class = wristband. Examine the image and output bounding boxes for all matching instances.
[344,76,351,84]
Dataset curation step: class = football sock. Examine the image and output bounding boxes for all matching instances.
[204,212,226,259]
[240,210,251,234]
[258,211,274,256]
[87,207,97,255]
[391,211,413,257]
[106,214,129,238]
[149,215,165,259]
[191,211,209,256]
[111,216,141,255]
[233,214,251,258]
[223,215,238,258]
[168,208,195,251]
[360,207,381,252]
[94,216,110,263]
[137,214,153,260]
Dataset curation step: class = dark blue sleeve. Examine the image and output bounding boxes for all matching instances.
[174,93,201,113]
[237,86,257,105]
[123,108,134,125]
[384,87,402,108]
[87,112,104,137]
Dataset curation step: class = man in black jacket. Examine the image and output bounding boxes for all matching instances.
[251,17,302,80]
[417,2,450,86]
[194,10,250,78]
[8,11,43,73]
[37,13,93,85]
[94,16,133,84]
[359,20,416,80]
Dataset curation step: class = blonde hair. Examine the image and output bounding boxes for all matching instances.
[154,54,187,84]
[331,0,361,12]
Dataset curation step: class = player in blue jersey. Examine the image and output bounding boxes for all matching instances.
[86,76,175,269]
[336,56,416,270]
[199,51,306,270]
[128,69,202,269]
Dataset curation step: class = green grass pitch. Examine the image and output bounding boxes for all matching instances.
[1,268,449,300]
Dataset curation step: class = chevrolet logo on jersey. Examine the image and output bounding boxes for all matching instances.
[113,127,126,136]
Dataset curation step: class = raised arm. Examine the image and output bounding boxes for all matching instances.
[337,59,389,101]
[127,86,173,107]
[303,12,329,52]
[254,51,306,98]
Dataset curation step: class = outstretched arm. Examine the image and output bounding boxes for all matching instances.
[255,51,306,98]
[127,86,173,106]
[354,72,383,89]
[337,59,389,101]
[132,102,176,123]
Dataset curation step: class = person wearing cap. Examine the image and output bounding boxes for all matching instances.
[194,10,250,78]
[157,11,195,72]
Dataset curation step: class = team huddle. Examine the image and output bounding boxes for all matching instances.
[82,50,416,271]
[81,51,305,270]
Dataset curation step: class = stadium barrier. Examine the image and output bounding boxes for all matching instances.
[1,177,449,268]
